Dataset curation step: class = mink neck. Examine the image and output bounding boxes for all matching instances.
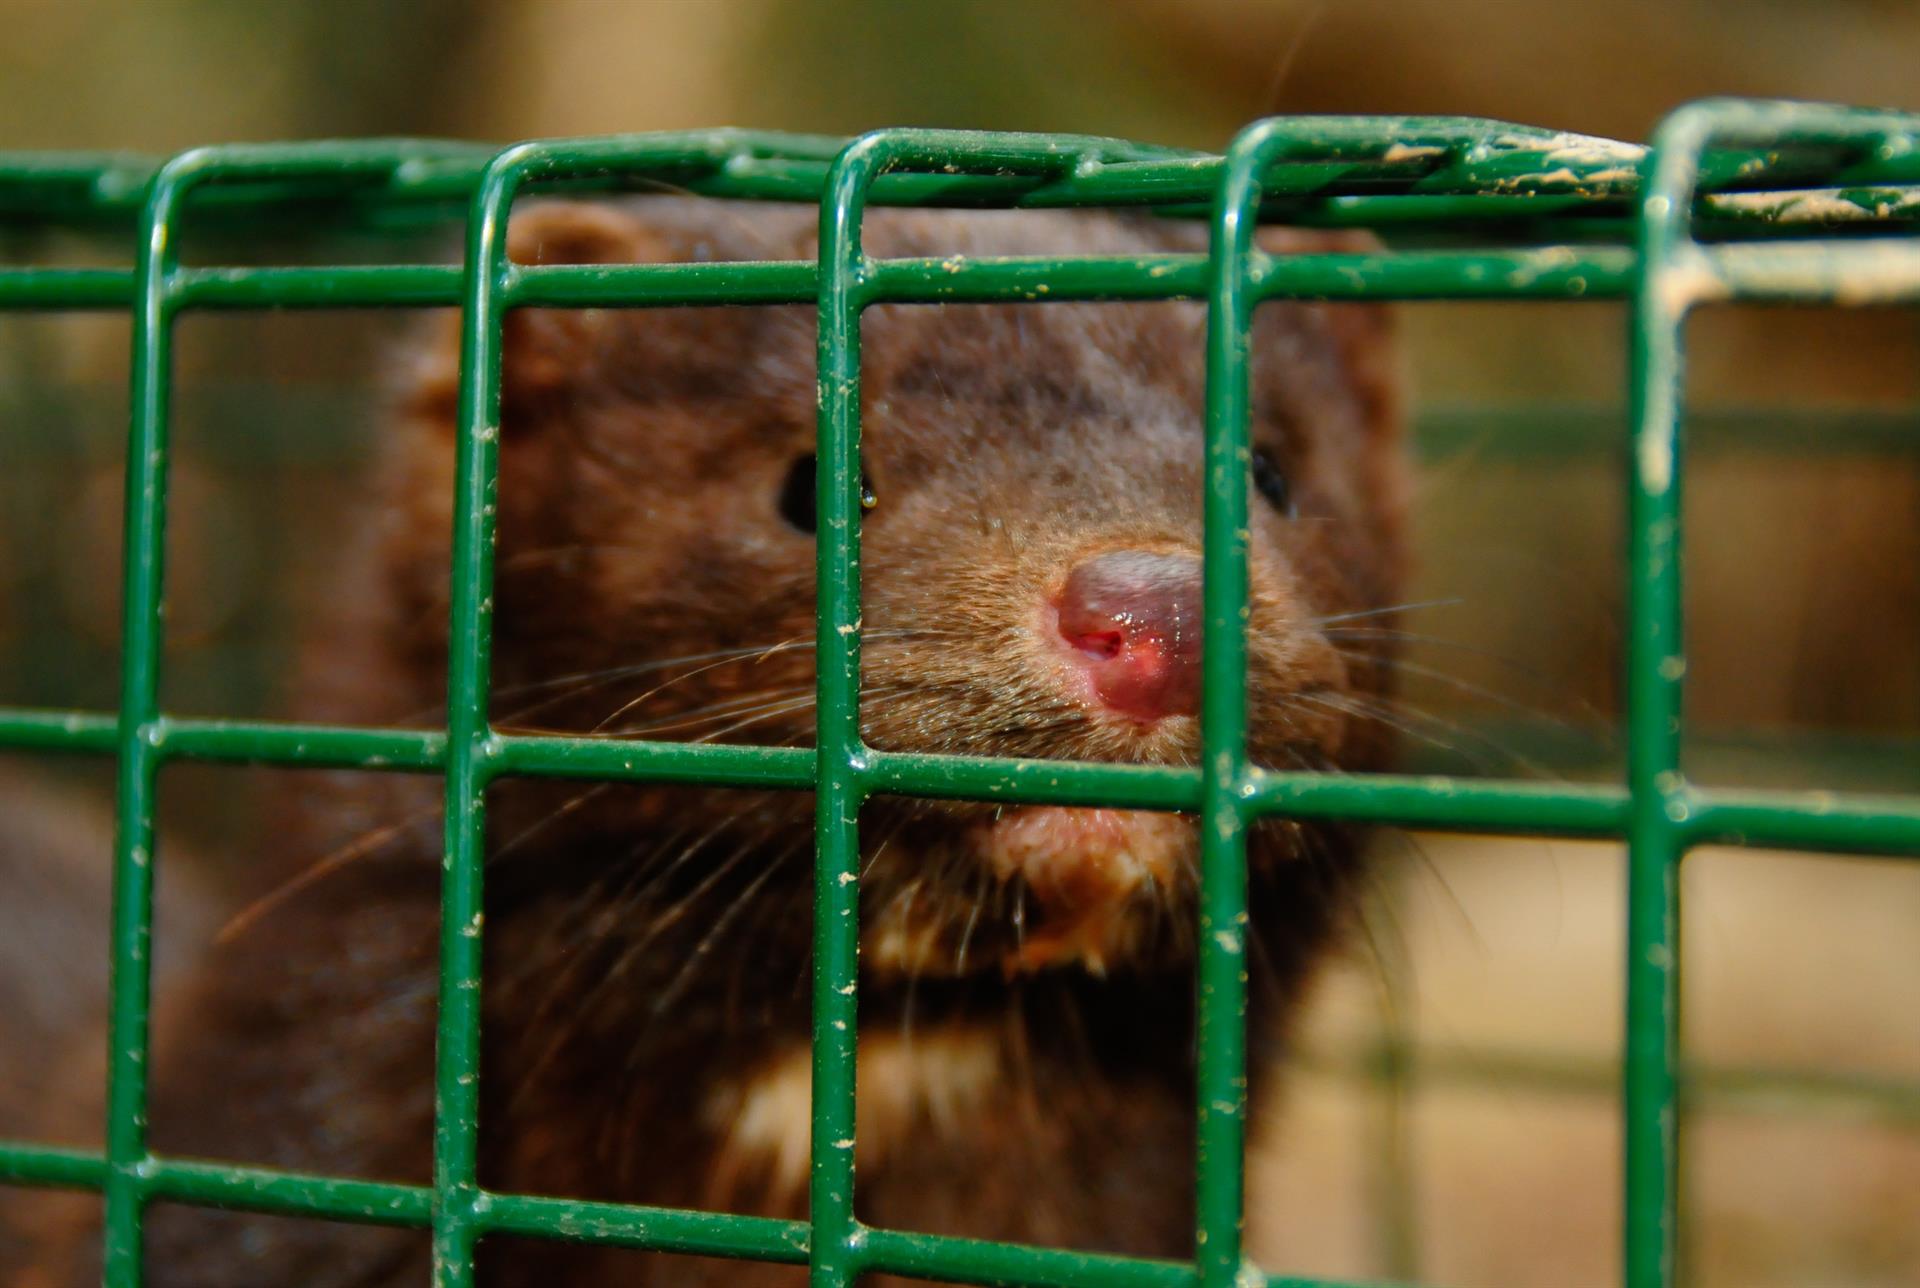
[480,842,1208,1084]
[471,819,1210,1211]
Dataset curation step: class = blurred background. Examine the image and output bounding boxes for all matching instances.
[1,2,1917,1285]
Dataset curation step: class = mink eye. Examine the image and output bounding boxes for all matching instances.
[777,454,878,534]
[1250,446,1296,517]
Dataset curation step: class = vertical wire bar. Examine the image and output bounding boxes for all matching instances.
[1195,120,1279,1288]
[99,150,205,1287]
[1623,106,1714,1288]
[807,129,1099,1286]
[430,144,532,1286]
[428,135,799,1276]
[809,134,885,1288]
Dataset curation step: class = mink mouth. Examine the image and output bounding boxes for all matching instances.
[860,806,1200,979]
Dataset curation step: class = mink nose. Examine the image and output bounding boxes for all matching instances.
[1053,551,1204,723]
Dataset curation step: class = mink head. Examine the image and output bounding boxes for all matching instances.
[382,198,1406,984]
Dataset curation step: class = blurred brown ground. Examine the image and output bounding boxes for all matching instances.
[1,2,1916,1285]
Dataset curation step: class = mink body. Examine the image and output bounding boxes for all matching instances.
[36,201,1405,1285]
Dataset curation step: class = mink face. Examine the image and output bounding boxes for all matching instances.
[387,200,1406,989]
[52,198,1404,1286]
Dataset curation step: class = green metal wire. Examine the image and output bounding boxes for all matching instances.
[0,104,1917,1288]
[1195,117,1270,1288]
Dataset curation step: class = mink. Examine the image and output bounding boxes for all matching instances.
[28,199,1406,1286]
[0,770,210,1285]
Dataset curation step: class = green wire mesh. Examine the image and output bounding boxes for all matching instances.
[1,100,1918,1288]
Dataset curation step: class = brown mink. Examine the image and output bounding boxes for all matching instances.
[37,199,1405,1285]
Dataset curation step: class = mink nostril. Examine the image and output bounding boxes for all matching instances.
[1066,628,1126,662]
[1052,550,1204,723]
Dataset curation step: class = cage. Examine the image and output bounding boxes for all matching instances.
[0,99,1917,1287]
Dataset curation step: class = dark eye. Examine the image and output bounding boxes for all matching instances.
[1250,446,1295,517]
[777,454,877,534]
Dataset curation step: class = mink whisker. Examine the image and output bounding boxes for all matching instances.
[1323,646,1601,741]
[215,808,437,944]
[1310,597,1464,627]
[647,846,793,1022]
[408,637,819,725]
[502,809,738,1072]
[583,686,820,739]
[1321,625,1615,724]
[486,630,934,732]
[1289,689,1495,773]
[1374,825,1489,957]
[892,876,926,1051]
[488,782,615,865]
[674,694,825,743]
[516,819,781,1109]
[589,644,820,733]
[1293,688,1555,778]
[952,865,989,977]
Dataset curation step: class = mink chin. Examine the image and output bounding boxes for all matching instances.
[38,198,1407,1286]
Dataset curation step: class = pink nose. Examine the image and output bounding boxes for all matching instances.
[1054,551,1203,723]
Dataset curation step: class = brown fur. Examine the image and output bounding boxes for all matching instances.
[30,200,1405,1286]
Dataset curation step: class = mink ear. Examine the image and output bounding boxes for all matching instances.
[499,202,666,425]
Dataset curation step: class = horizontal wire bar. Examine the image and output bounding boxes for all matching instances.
[509,260,811,307]
[161,720,446,769]
[0,709,445,768]
[5,241,1918,333]
[177,265,466,309]
[0,708,117,754]
[0,268,133,309]
[477,1192,808,1263]
[486,732,814,788]
[0,1141,107,1189]
[148,1158,432,1227]
[1309,1041,1920,1129]
[10,116,1920,229]
[0,247,1638,314]
[1246,772,1628,834]
[15,240,1920,314]
[1253,248,1634,300]
[1682,790,1920,855]
[859,748,1200,811]
[2,707,1916,859]
[0,1145,432,1225]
